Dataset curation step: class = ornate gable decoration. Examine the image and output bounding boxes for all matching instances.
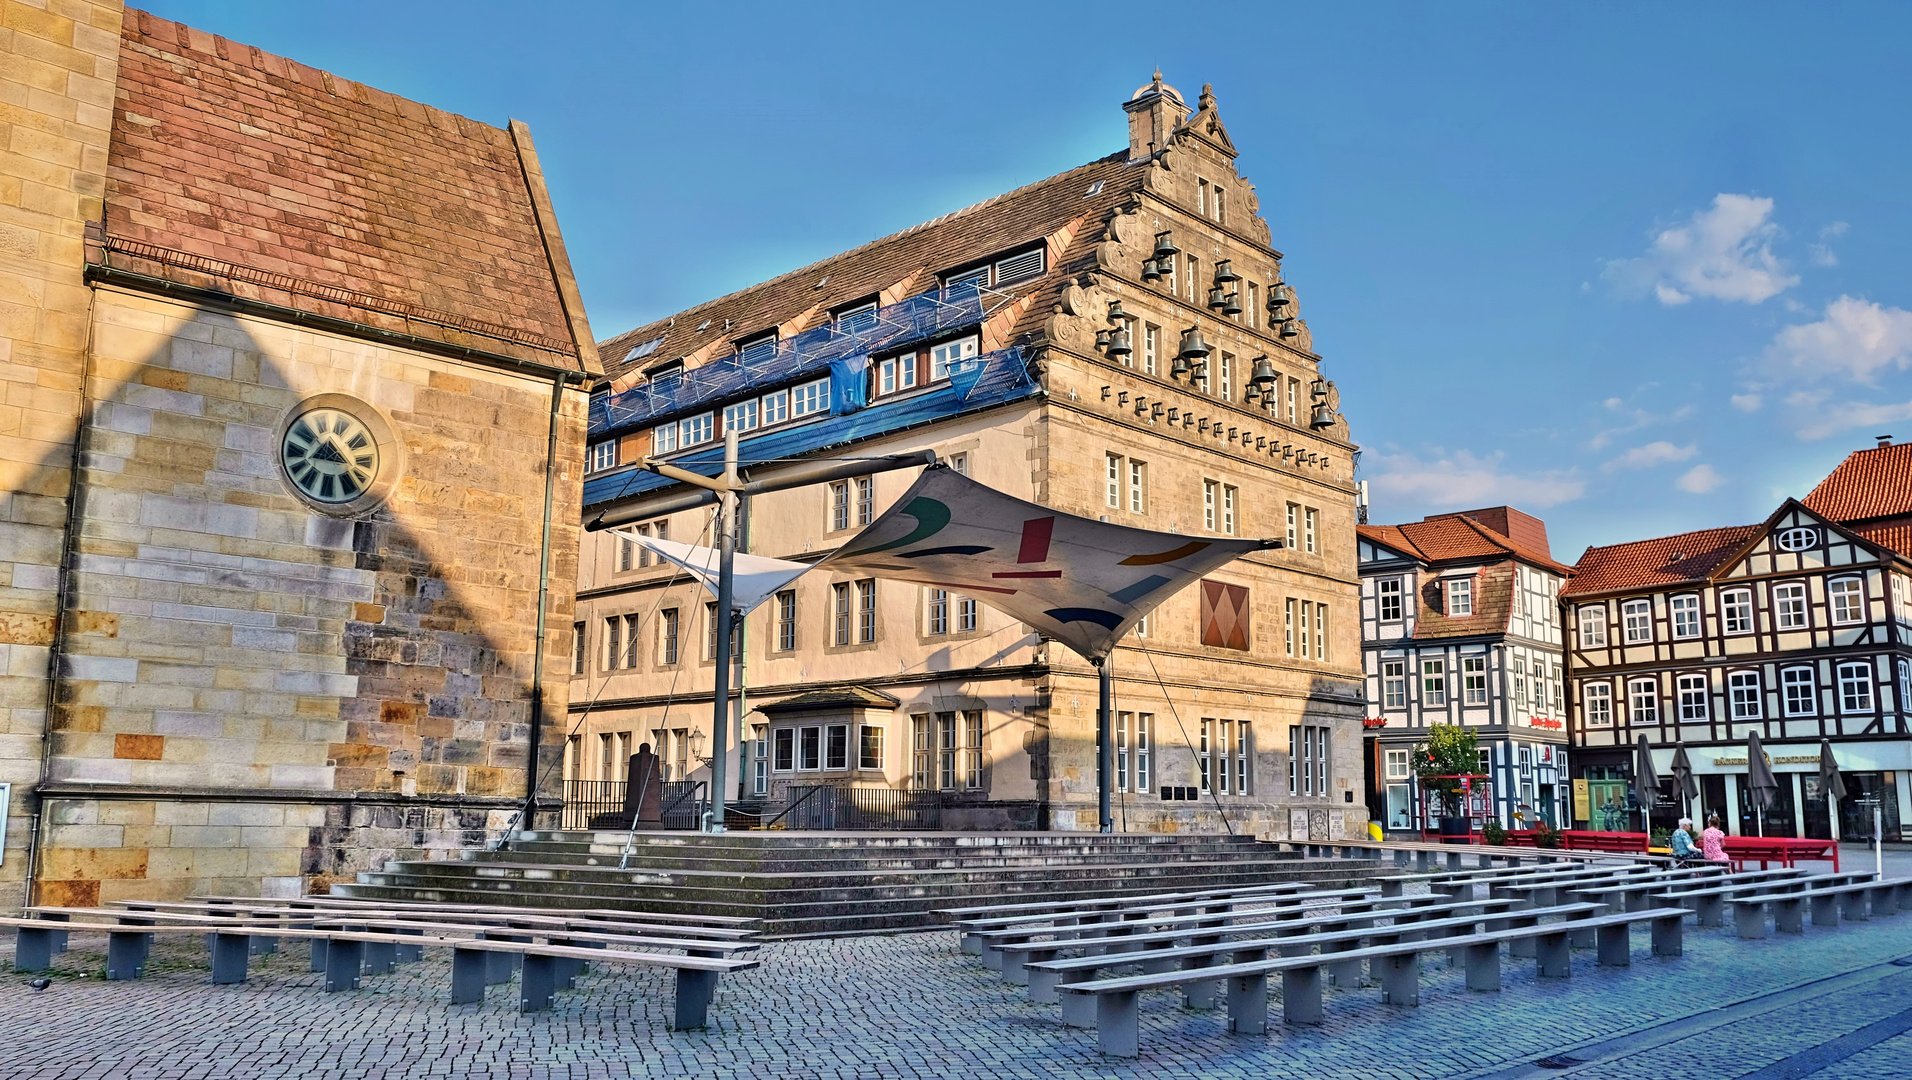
[1722,502,1878,580]
[1176,84,1238,158]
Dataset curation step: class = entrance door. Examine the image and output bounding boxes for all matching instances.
[1585,765,1630,832]
[1737,774,1797,837]
[1801,774,1833,840]
[1700,775,1729,833]
[1839,772,1904,842]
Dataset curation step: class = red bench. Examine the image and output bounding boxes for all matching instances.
[1721,836,1838,873]
[1559,830,1650,854]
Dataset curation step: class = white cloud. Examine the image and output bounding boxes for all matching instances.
[1762,296,1912,384]
[1602,441,1697,472]
[1603,193,1798,305]
[1366,449,1585,510]
[1786,392,1912,441]
[1821,221,1850,238]
[1588,397,1694,450]
[1730,393,1762,412]
[1676,464,1725,493]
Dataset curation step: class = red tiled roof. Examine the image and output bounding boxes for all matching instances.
[596,151,1150,382]
[1560,525,1760,598]
[101,10,590,367]
[1803,442,1912,526]
[1358,513,1571,575]
[1851,521,1912,560]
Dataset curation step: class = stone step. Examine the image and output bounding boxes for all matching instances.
[458,845,1304,874]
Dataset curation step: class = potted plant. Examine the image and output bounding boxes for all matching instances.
[1532,820,1561,849]
[1413,723,1480,844]
[1482,820,1508,846]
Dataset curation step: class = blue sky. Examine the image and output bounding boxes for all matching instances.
[146,2,1912,560]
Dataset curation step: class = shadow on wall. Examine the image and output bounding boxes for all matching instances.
[34,293,577,904]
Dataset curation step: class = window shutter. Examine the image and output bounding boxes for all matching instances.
[993,248,1045,285]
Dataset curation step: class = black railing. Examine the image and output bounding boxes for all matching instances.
[562,779,625,829]
[659,780,706,830]
[775,785,944,830]
[562,778,705,830]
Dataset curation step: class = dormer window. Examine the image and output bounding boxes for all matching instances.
[877,350,919,396]
[942,246,1046,294]
[736,333,778,366]
[930,336,980,380]
[588,440,618,473]
[1447,577,1473,617]
[835,302,878,336]
[646,360,684,383]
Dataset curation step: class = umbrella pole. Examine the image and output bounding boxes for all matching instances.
[1096,658,1113,834]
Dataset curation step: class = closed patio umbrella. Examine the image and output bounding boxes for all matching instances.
[1669,744,1699,823]
[1747,731,1780,837]
[1635,735,1664,843]
[1819,739,1847,843]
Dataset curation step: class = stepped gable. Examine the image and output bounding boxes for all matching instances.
[1560,524,1761,598]
[1803,440,1912,527]
[597,150,1147,384]
[101,8,597,371]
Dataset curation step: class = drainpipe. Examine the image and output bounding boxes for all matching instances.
[522,374,569,831]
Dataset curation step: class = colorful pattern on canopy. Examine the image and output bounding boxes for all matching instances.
[815,466,1273,661]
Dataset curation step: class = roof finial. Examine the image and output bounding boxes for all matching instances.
[1199,83,1216,111]
[1152,68,1163,90]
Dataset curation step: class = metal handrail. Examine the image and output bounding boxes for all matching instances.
[761,784,829,830]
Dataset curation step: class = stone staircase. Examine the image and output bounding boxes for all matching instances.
[331,830,1387,937]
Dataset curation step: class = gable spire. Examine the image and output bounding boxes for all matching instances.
[1123,69,1189,163]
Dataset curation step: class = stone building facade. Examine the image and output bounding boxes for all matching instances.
[1356,507,1571,834]
[571,76,1367,838]
[1,7,598,908]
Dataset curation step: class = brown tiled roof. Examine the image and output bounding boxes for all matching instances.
[1851,521,1912,560]
[1803,442,1912,526]
[1358,524,1423,560]
[101,10,591,368]
[1560,525,1760,598]
[1414,562,1516,640]
[753,686,901,713]
[1358,513,1571,575]
[597,151,1149,382]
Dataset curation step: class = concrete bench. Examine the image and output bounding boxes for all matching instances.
[1025,898,1595,1009]
[1000,893,1518,991]
[118,899,757,944]
[1651,871,1876,927]
[936,880,1314,924]
[202,893,761,930]
[5,915,754,1029]
[1570,867,1797,912]
[1059,905,1688,1056]
[1727,876,1912,938]
[968,886,1381,966]
[946,881,1323,951]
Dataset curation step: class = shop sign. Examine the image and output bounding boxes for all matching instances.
[1527,717,1563,730]
[1361,717,1389,729]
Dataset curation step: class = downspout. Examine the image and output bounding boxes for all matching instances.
[523,374,566,829]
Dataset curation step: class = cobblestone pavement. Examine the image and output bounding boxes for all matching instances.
[5,898,1912,1079]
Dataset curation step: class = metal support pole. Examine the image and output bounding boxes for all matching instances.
[1097,658,1113,834]
[705,430,739,833]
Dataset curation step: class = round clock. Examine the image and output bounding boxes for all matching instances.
[281,406,381,504]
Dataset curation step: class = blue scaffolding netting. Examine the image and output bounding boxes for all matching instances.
[592,283,1017,436]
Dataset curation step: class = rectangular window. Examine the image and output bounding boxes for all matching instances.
[1628,678,1658,724]
[832,583,850,646]
[1128,460,1147,513]
[1134,613,1148,638]
[1782,667,1816,716]
[964,711,983,789]
[773,728,794,771]
[1385,749,1409,780]
[572,621,586,675]
[1774,582,1808,629]
[761,389,789,425]
[776,590,796,651]
[1289,725,1327,797]
[1285,503,1299,549]
[1218,352,1234,401]
[911,715,931,788]
[1382,661,1406,708]
[1199,718,1213,794]
[705,600,719,661]
[1729,671,1762,720]
[855,476,875,526]
[1677,673,1707,721]
[1463,655,1488,705]
[1623,598,1652,643]
[1304,508,1319,554]
[938,712,957,790]
[1285,598,1296,657]
[857,579,877,642]
[859,724,884,770]
[1447,578,1473,616]
[1286,378,1299,424]
[1106,454,1122,508]
[589,440,617,472]
[1579,605,1608,647]
[624,615,640,669]
[799,726,821,770]
[1514,657,1527,704]
[1897,575,1912,627]
[1829,578,1865,625]
[653,422,678,454]
[825,724,849,771]
[1722,589,1753,635]
[618,532,636,572]
[928,588,948,635]
[679,412,713,446]
[1115,710,1129,793]
[1222,484,1238,535]
[949,452,969,476]
[658,609,679,665]
[1423,659,1447,705]
[830,481,850,531]
[878,352,917,395]
[1838,661,1874,713]
[1186,255,1199,303]
[1204,480,1218,531]
[1378,578,1403,621]
[603,616,621,671]
[1135,712,1151,794]
[834,302,877,335]
[737,333,778,364]
[1143,324,1159,375]
[1216,719,1233,795]
[1671,594,1701,639]
[723,398,758,434]
[930,336,978,380]
[1246,282,1259,328]
[957,596,978,633]
[791,377,830,417]
[1584,682,1613,726]
[1315,603,1327,662]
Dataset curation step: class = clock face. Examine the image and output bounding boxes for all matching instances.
[281,407,380,504]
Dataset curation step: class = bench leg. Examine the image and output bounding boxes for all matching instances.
[1775,898,1804,934]
[1872,887,1897,917]
[485,945,516,985]
[1282,966,1324,1025]
[14,926,55,972]
[1028,966,1061,1004]
[363,939,396,976]
[1812,894,1842,928]
[673,968,718,1030]
[1841,892,1870,922]
[324,939,363,992]
[520,954,556,1012]
[1537,932,1571,979]
[1509,922,1539,959]
[1061,986,1097,1028]
[960,932,982,955]
[106,931,151,980]
[1738,901,1772,939]
[249,934,279,956]
[1182,955,1219,1010]
[1380,951,1420,1006]
[1696,895,1724,928]
[1382,879,1403,897]
[450,947,487,1005]
[395,927,424,964]
[309,938,328,973]
[1651,915,1684,957]
[1098,991,1141,1057]
[209,933,250,984]
[980,943,1004,971]
[1596,923,1631,966]
[1463,942,1500,991]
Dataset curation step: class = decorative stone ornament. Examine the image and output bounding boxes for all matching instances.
[275,394,402,515]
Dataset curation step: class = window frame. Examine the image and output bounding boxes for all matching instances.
[1377,577,1404,622]
[1728,670,1762,720]
[1828,576,1865,626]
[1627,676,1658,725]
[1721,588,1754,635]
[1579,605,1608,648]
[1781,666,1816,717]
[1462,655,1488,705]
[1583,682,1613,727]
[1622,598,1652,644]
[1447,577,1473,617]
[1838,661,1875,714]
[1774,581,1809,629]
[1422,658,1448,706]
[1677,672,1708,721]
[1382,660,1406,708]
[1670,594,1702,639]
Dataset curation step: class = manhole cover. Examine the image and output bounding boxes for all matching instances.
[1534,1055,1585,1069]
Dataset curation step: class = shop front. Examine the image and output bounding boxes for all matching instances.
[1640,741,1910,841]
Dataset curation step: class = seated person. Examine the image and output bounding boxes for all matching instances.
[1669,818,1697,861]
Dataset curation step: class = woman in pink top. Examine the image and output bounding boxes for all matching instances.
[1701,813,1729,862]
